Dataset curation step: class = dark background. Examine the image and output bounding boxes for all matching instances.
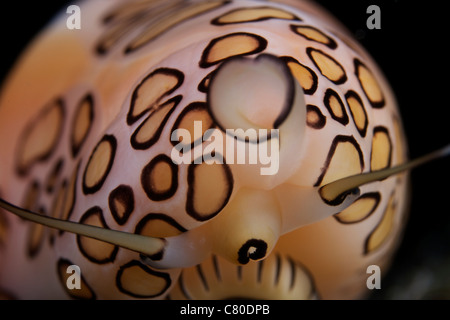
[1,1,448,299]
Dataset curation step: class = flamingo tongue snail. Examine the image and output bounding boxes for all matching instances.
[0,0,448,300]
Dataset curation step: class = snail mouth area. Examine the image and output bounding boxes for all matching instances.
[208,54,295,135]
[237,239,268,264]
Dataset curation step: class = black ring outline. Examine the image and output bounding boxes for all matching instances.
[345,90,368,137]
[306,104,326,129]
[290,24,337,49]
[211,6,301,25]
[130,95,181,150]
[108,184,135,226]
[71,93,95,158]
[185,156,233,222]
[116,260,171,298]
[141,154,179,201]
[354,58,385,109]
[324,88,349,126]
[199,32,268,69]
[16,98,65,176]
[82,135,117,195]
[127,68,184,125]
[76,206,119,264]
[306,47,347,85]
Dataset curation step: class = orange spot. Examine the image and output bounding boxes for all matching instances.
[307,48,346,84]
[83,135,116,194]
[200,33,267,68]
[71,94,94,157]
[16,99,64,176]
[335,193,380,224]
[187,161,233,221]
[355,59,385,108]
[346,90,368,137]
[371,127,392,171]
[128,69,183,125]
[291,25,336,49]
[212,6,299,25]
[365,194,396,253]
[77,207,118,264]
[116,261,171,298]
[141,155,178,201]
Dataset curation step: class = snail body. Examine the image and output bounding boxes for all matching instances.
[0,0,414,299]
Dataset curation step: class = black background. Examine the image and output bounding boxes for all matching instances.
[0,1,448,300]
